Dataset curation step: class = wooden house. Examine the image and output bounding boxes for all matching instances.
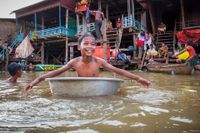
[0,19,16,69]
[1,0,199,68]
[8,0,79,65]
[147,0,200,54]
[2,0,147,66]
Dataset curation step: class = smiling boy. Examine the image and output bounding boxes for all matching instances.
[25,32,151,90]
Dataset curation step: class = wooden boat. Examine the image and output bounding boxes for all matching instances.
[35,64,63,71]
[194,65,200,71]
[46,77,123,97]
[146,62,193,75]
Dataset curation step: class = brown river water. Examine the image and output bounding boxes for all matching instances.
[0,70,200,133]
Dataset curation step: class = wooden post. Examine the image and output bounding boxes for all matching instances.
[131,0,135,62]
[34,13,37,31]
[148,0,156,34]
[106,2,109,20]
[98,0,101,9]
[5,47,9,71]
[69,46,74,60]
[59,5,62,27]
[132,34,136,62]
[41,16,44,30]
[82,16,87,33]
[65,9,69,63]
[41,42,44,64]
[103,19,107,61]
[127,0,131,17]
[173,20,177,53]
[131,0,135,19]
[76,14,80,35]
[180,0,185,28]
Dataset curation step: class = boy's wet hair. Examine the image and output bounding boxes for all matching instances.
[78,32,96,45]
[8,62,22,76]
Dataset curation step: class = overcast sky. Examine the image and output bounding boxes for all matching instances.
[0,0,43,18]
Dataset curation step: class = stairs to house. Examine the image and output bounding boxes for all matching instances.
[156,31,174,52]
[0,37,23,61]
[106,28,120,48]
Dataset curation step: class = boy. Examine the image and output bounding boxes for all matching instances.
[5,62,22,83]
[25,32,151,91]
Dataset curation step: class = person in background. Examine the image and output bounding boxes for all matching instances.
[173,41,198,66]
[158,42,168,58]
[89,8,105,41]
[107,20,113,31]
[25,32,151,91]
[157,22,166,34]
[146,44,158,61]
[116,18,122,29]
[28,63,35,71]
[5,62,22,83]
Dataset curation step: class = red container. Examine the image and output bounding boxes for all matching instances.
[94,46,110,60]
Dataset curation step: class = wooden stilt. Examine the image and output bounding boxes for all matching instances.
[65,9,69,63]
[41,16,44,30]
[131,0,135,19]
[41,42,44,64]
[132,34,136,62]
[148,0,156,34]
[98,0,102,9]
[82,16,87,33]
[70,46,74,60]
[5,47,9,71]
[106,2,109,20]
[76,14,80,35]
[127,0,131,17]
[180,0,185,28]
[139,50,147,70]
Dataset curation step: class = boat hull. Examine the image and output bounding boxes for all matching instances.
[46,77,123,97]
[146,63,193,75]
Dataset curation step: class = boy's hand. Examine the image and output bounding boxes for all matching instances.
[25,84,33,91]
[137,78,151,88]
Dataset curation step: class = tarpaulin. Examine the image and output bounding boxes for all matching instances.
[15,35,34,58]
[176,29,200,43]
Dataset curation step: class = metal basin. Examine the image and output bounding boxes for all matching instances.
[46,77,124,96]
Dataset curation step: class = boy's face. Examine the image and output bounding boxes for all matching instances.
[16,69,22,77]
[80,36,96,57]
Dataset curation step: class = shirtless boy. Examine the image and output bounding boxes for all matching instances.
[5,62,22,83]
[25,32,151,90]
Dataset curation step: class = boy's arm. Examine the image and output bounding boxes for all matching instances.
[100,59,151,87]
[25,59,74,91]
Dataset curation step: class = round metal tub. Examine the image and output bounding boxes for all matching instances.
[46,77,124,96]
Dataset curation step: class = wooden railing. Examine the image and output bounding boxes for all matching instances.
[36,26,68,38]
[176,18,200,31]
[123,16,141,30]
[0,34,24,60]
[77,16,142,34]
[77,23,95,34]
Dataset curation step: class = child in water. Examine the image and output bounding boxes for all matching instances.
[25,32,151,90]
[5,62,22,83]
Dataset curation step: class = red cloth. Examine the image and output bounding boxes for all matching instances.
[137,40,144,47]
[186,45,196,57]
[176,29,200,43]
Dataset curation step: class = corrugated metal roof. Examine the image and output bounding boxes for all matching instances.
[12,0,78,18]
